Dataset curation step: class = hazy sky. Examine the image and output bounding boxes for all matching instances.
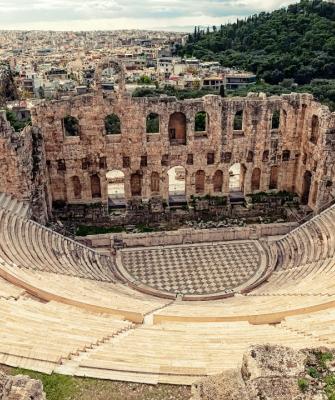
[0,0,298,31]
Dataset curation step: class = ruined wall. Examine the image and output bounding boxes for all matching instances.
[31,90,335,212]
[0,111,49,222]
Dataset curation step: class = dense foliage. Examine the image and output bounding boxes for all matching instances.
[132,85,218,99]
[181,0,335,85]
[6,110,31,132]
[133,80,335,111]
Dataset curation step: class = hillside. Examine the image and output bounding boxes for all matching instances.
[181,0,335,85]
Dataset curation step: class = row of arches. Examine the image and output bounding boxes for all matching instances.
[232,110,281,131]
[67,167,318,208]
[63,112,208,139]
[71,174,101,200]
[69,165,280,202]
[63,109,286,139]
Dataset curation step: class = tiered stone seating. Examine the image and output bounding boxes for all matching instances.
[59,321,324,385]
[275,204,335,270]
[0,298,132,374]
[0,192,334,384]
[279,309,335,346]
[153,293,335,324]
[0,259,171,323]
[0,209,116,282]
[250,258,335,296]
[0,276,25,299]
[0,192,30,218]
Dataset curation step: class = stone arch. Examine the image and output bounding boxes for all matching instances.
[195,111,208,132]
[229,163,246,192]
[311,115,320,145]
[52,176,67,202]
[94,58,125,93]
[106,170,125,200]
[71,176,82,199]
[282,110,288,130]
[282,150,290,162]
[195,170,205,194]
[262,150,269,162]
[130,172,142,197]
[169,112,186,145]
[233,110,243,131]
[63,115,80,137]
[269,166,279,190]
[271,110,280,130]
[312,181,318,205]
[251,168,261,191]
[247,151,254,163]
[302,170,312,205]
[168,166,186,197]
[146,113,160,134]
[90,174,101,198]
[213,170,223,193]
[151,172,160,194]
[105,114,121,134]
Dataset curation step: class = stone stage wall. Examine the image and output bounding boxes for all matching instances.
[1,82,335,222]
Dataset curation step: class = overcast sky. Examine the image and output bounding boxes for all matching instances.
[0,0,298,31]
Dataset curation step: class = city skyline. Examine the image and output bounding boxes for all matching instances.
[0,0,298,31]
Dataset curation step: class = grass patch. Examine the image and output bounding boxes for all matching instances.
[8,367,190,400]
[307,366,320,379]
[13,369,77,400]
[317,352,333,369]
[298,378,309,392]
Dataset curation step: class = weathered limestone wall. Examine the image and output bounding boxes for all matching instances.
[2,89,335,219]
[0,111,49,222]
[31,91,335,213]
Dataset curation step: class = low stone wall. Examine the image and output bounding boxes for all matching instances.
[78,222,297,249]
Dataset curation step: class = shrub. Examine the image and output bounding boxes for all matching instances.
[298,378,309,392]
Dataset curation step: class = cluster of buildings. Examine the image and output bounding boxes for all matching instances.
[0,31,256,110]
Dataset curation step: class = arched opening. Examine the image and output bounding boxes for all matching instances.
[229,163,246,193]
[213,170,223,193]
[233,110,243,131]
[105,114,121,135]
[302,170,312,205]
[106,170,125,207]
[90,174,101,199]
[282,150,290,162]
[52,176,67,202]
[269,166,278,190]
[312,181,318,205]
[262,150,269,162]
[63,115,79,137]
[151,172,160,194]
[195,170,205,194]
[271,110,280,130]
[195,111,208,132]
[310,115,319,145]
[168,166,186,203]
[168,112,186,145]
[130,172,142,197]
[247,151,254,163]
[71,176,82,199]
[251,168,261,191]
[146,113,160,134]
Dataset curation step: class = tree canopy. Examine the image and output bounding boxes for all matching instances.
[181,0,335,85]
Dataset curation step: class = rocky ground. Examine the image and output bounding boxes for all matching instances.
[0,365,191,400]
[191,345,335,400]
